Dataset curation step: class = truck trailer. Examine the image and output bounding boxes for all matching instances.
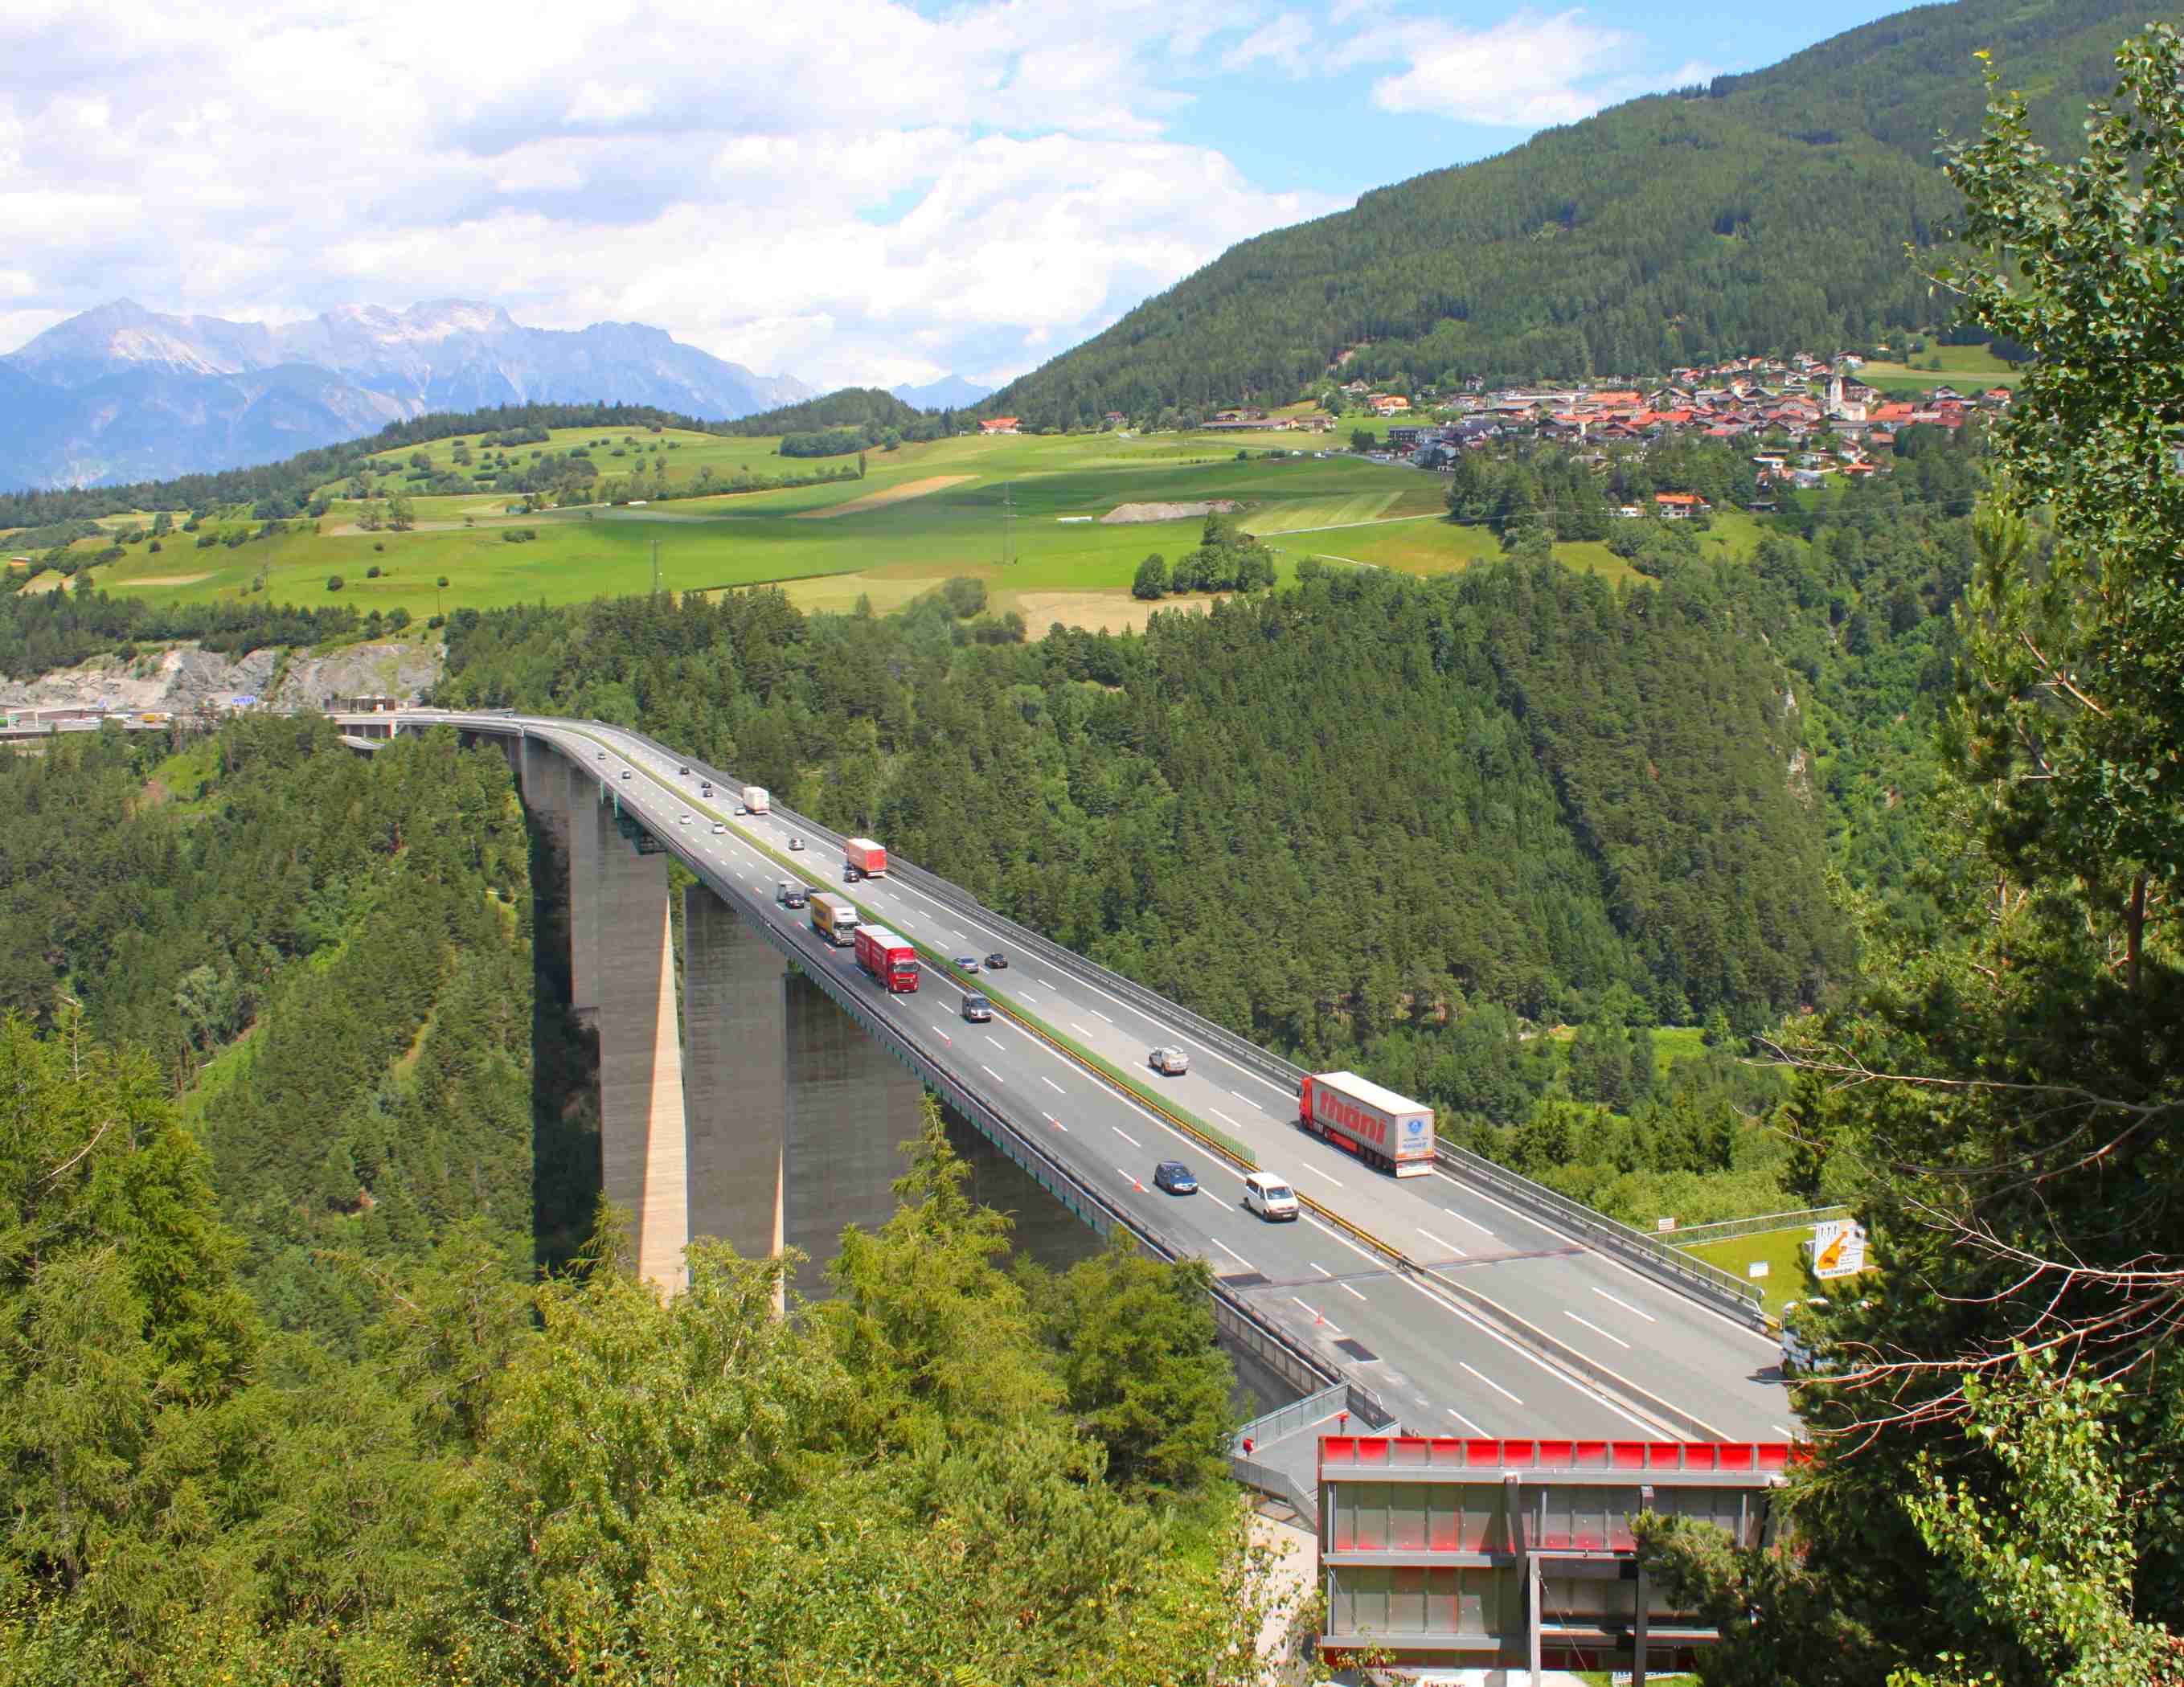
[854,924,920,993]
[810,893,859,945]
[843,837,888,878]
[1299,1071,1436,1177]
[741,784,770,814]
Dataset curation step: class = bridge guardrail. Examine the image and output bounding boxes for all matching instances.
[1434,1142,1769,1329]
[522,719,1772,1333]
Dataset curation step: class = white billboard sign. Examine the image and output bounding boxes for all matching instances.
[1811,1218,1866,1280]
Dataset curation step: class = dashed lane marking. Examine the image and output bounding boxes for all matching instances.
[1293,1162,1346,1189]
[1592,1288,1657,1324]
[980,1064,1002,1082]
[1112,1126,1141,1148]
[1043,1113,1069,1132]
[1042,1076,1066,1095]
[1416,1228,1466,1258]
[1565,1311,1633,1350]
[1460,1361,1522,1405]
[1447,1404,1489,1435]
[1214,1239,1252,1269]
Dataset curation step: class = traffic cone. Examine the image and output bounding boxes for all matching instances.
[1315,1308,1325,1325]
[1133,1177,1145,1192]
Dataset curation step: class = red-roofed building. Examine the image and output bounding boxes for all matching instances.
[1655,492,1711,518]
[979,417,1020,435]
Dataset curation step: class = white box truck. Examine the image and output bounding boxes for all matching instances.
[741,784,770,814]
[1299,1071,1436,1177]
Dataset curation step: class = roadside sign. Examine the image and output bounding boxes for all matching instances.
[1811,1218,1866,1280]
[230,695,257,707]
[1748,1261,1770,1279]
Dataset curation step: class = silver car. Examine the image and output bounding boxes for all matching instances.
[1149,1046,1189,1076]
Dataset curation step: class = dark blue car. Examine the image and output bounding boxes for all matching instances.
[1153,1161,1198,1195]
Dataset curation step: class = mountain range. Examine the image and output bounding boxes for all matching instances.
[890,375,993,411]
[0,300,809,489]
[983,0,2157,425]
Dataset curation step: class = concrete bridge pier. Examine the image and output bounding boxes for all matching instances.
[572,788,690,1292]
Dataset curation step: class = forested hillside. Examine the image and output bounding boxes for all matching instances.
[0,720,542,1339]
[986,0,2162,423]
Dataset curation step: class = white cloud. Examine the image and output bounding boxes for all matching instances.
[0,0,1714,394]
[0,0,1348,389]
[1347,10,1637,129]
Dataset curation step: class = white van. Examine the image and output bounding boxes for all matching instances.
[1242,1173,1300,1222]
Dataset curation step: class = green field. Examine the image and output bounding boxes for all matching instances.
[1676,1226,1819,1319]
[45,424,1670,630]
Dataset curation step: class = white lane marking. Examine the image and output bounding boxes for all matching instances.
[1038,977,1059,990]
[1416,1228,1467,1258]
[1230,1089,1255,1104]
[1435,1206,1498,1241]
[1592,1288,1657,1324]
[1092,1009,1113,1023]
[1072,1022,1092,1036]
[1773,1424,1797,1440]
[1310,1266,1370,1303]
[1042,1076,1066,1094]
[1292,1161,1346,1189]
[980,1064,1002,1082]
[1112,1126,1140,1148]
[1446,1404,1489,1435]
[1291,1296,1337,1332]
[1302,1214,1675,1439]
[1043,1113,1069,1132]
[936,1030,952,1046]
[1018,990,1037,1002]
[1213,1239,1252,1269]
[1115,1166,1144,1186]
[1211,1107,1244,1127]
[1460,1361,1523,1405]
[1199,1189,1233,1211]
[1565,1311,1633,1350]
[985,1035,1005,1050]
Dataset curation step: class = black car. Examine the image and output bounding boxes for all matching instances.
[844,863,862,882]
[983,952,1008,969]
[1153,1161,1198,1195]
[961,993,993,1023]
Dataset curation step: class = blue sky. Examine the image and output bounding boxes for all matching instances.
[0,2,1928,392]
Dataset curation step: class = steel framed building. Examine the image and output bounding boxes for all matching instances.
[1317,1435,1801,1681]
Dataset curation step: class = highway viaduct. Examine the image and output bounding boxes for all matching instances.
[330,708,1793,1443]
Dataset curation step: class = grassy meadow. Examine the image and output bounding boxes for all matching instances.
[23,422,1685,633]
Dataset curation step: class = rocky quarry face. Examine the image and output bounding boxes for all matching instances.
[0,640,443,715]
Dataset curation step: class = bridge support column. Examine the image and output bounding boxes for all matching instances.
[520,737,569,854]
[780,968,929,1299]
[682,884,788,1267]
[566,773,601,1022]
[591,812,690,1292]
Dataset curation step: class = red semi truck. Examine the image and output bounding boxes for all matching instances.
[843,837,888,878]
[854,923,920,993]
[1299,1071,1436,1177]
